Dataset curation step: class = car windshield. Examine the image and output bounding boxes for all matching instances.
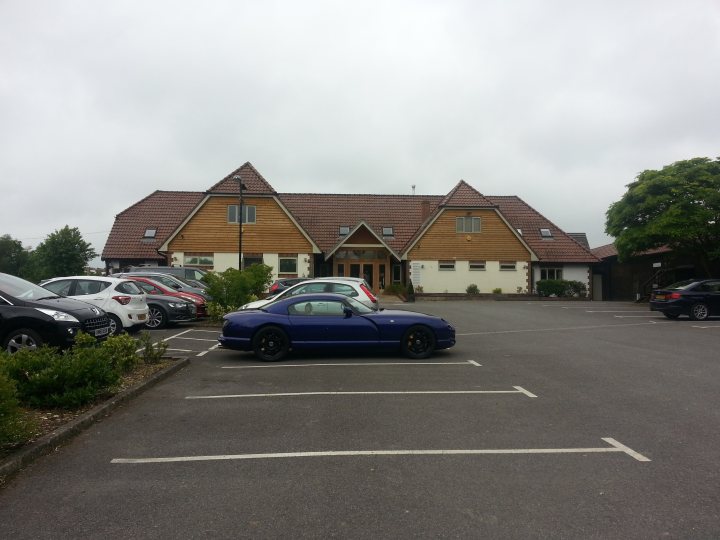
[666,279,700,290]
[0,273,60,300]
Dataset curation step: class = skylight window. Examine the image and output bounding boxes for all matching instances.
[143,228,157,239]
[339,226,350,236]
[382,227,394,236]
[539,228,553,238]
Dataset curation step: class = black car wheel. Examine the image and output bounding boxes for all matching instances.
[3,328,43,354]
[146,306,167,329]
[252,326,289,362]
[663,312,680,319]
[690,303,709,321]
[402,325,436,359]
[108,314,123,335]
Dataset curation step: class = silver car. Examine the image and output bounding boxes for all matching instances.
[240,278,379,310]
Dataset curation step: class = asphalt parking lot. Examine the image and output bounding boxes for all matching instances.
[1,300,719,538]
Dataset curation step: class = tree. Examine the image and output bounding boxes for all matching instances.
[605,157,720,276]
[33,226,97,279]
[0,234,30,277]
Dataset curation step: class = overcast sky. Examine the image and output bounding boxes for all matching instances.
[2,1,719,265]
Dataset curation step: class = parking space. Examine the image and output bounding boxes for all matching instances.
[1,301,719,537]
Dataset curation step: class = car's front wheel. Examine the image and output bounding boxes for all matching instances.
[146,306,167,329]
[690,303,709,321]
[252,326,289,361]
[3,328,43,354]
[663,312,680,319]
[402,325,436,359]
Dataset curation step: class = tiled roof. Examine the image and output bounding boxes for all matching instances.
[102,191,204,260]
[439,180,496,208]
[206,162,277,195]
[279,193,444,257]
[486,196,599,263]
[591,243,672,260]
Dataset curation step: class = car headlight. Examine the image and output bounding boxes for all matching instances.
[168,302,188,308]
[35,308,80,323]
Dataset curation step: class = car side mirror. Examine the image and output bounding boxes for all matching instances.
[343,306,353,318]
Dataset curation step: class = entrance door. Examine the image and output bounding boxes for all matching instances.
[362,264,373,288]
[350,264,361,278]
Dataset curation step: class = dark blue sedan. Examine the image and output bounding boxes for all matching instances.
[219,293,456,361]
[649,279,720,320]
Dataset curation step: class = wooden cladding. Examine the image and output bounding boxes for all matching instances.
[169,196,312,253]
[408,209,530,260]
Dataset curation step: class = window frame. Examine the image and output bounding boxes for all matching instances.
[469,261,486,271]
[278,257,298,275]
[227,205,256,224]
[499,262,517,271]
[456,217,481,233]
[438,261,456,271]
[540,267,563,280]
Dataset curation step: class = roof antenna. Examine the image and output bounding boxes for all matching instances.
[411,184,416,195]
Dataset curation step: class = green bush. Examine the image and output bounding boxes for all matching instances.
[383,283,405,295]
[0,370,35,448]
[492,288,502,294]
[203,265,273,314]
[0,344,119,409]
[466,284,479,295]
[136,331,168,365]
[102,333,141,373]
[536,279,588,297]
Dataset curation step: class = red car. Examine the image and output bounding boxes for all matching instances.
[126,276,208,318]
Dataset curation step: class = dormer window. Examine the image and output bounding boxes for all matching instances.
[339,226,350,236]
[143,228,157,239]
[382,227,394,237]
[540,228,553,238]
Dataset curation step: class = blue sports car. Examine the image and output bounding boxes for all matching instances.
[219,293,456,361]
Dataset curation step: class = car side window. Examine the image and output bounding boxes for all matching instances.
[44,280,73,296]
[288,300,345,316]
[331,283,359,297]
[76,280,108,295]
[116,282,142,295]
[289,283,327,296]
[137,282,159,294]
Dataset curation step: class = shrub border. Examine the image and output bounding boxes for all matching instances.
[0,357,190,485]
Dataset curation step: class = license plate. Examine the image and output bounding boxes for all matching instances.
[138,314,146,321]
[654,294,665,300]
[95,326,110,337]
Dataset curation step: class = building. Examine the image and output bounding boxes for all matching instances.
[102,162,598,294]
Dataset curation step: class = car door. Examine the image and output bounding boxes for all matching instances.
[286,299,378,347]
[704,280,720,314]
[43,279,74,297]
[71,279,113,311]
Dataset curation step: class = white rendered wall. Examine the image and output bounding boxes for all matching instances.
[408,260,529,294]
[530,264,591,295]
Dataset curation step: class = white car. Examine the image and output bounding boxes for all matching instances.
[41,276,149,335]
[240,278,379,310]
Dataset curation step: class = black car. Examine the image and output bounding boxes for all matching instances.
[649,279,720,320]
[144,293,197,329]
[0,272,111,353]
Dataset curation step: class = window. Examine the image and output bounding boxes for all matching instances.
[330,283,359,298]
[339,226,350,236]
[540,228,553,238]
[337,263,345,277]
[143,228,157,238]
[500,262,517,271]
[456,217,481,233]
[439,261,456,271]
[227,205,256,224]
[44,280,73,296]
[184,253,214,266]
[242,256,263,269]
[541,268,562,280]
[279,257,298,274]
[469,261,486,271]
[288,300,345,316]
[382,227,394,236]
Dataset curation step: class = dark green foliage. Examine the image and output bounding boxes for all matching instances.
[536,279,587,297]
[32,225,97,280]
[0,234,31,278]
[466,284,480,294]
[0,371,35,448]
[0,344,119,409]
[204,265,274,313]
[606,157,720,275]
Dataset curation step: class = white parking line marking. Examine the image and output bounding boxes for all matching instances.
[188,329,221,333]
[171,337,219,342]
[468,360,482,367]
[221,361,477,369]
[111,438,650,464]
[691,325,720,329]
[613,315,660,318]
[458,320,667,336]
[162,329,195,340]
[165,348,193,353]
[196,351,209,357]
[185,389,532,400]
[586,310,651,313]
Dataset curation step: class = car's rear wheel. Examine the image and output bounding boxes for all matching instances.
[252,326,289,361]
[3,328,43,354]
[690,303,709,321]
[108,314,123,335]
[146,306,167,329]
[402,325,436,359]
[663,312,680,319]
